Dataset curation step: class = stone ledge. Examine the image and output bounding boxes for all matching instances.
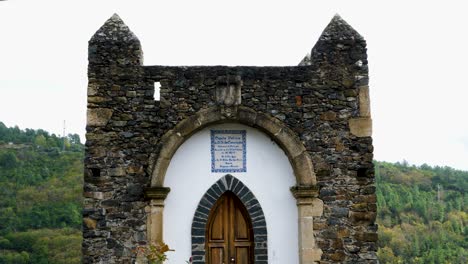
[291,185,319,199]
[144,186,171,200]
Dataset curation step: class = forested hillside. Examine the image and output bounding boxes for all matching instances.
[376,161,467,263]
[0,122,83,263]
[0,122,466,263]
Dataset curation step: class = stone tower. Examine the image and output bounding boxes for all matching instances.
[83,14,376,264]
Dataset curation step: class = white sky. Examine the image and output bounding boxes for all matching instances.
[1,0,467,170]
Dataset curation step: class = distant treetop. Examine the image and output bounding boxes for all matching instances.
[0,122,83,151]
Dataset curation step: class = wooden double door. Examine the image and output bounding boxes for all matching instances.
[206,192,254,264]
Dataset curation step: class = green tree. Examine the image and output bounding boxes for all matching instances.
[0,152,18,169]
[34,135,47,148]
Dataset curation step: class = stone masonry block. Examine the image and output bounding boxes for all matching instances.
[311,198,324,217]
[349,117,372,137]
[87,108,113,127]
[197,108,222,125]
[237,106,257,126]
[349,211,377,224]
[359,85,371,117]
[87,82,98,96]
[275,128,306,159]
[151,157,171,186]
[255,113,282,135]
[108,167,126,177]
[83,217,97,230]
[158,131,184,160]
[298,199,323,217]
[175,115,202,137]
[292,152,316,186]
[301,248,323,263]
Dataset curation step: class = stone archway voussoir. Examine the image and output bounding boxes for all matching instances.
[150,106,317,188]
[292,152,316,186]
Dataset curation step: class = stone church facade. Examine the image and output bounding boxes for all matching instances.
[83,14,377,264]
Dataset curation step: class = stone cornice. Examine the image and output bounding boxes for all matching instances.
[290,185,319,200]
[144,186,171,200]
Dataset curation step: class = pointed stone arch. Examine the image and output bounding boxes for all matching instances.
[191,175,267,264]
[149,105,316,187]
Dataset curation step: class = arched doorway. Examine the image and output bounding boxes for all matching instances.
[206,191,254,264]
[191,174,267,264]
[146,107,323,263]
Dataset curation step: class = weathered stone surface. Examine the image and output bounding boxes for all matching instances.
[237,106,257,126]
[355,232,378,242]
[84,192,104,200]
[87,108,113,127]
[359,85,371,117]
[84,217,97,230]
[337,227,350,238]
[88,96,108,104]
[84,13,376,264]
[157,131,184,160]
[359,252,378,260]
[320,111,337,121]
[255,112,282,135]
[310,198,324,217]
[351,203,368,211]
[349,211,377,224]
[301,248,323,263]
[215,76,242,106]
[88,14,143,66]
[107,167,125,177]
[276,128,307,158]
[349,117,372,137]
[292,152,316,186]
[87,82,99,96]
[329,251,346,261]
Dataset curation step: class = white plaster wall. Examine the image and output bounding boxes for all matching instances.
[163,123,298,264]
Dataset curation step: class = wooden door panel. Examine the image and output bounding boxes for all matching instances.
[210,204,225,240]
[207,192,254,264]
[210,247,225,264]
[235,247,250,264]
[234,206,249,240]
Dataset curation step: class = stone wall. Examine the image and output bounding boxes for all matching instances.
[83,14,376,263]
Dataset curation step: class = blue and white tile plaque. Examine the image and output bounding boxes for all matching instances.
[210,130,246,173]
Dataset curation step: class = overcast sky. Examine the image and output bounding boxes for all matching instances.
[1,0,467,170]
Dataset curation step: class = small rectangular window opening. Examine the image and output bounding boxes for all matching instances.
[90,168,100,177]
[357,167,368,178]
[154,82,161,101]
